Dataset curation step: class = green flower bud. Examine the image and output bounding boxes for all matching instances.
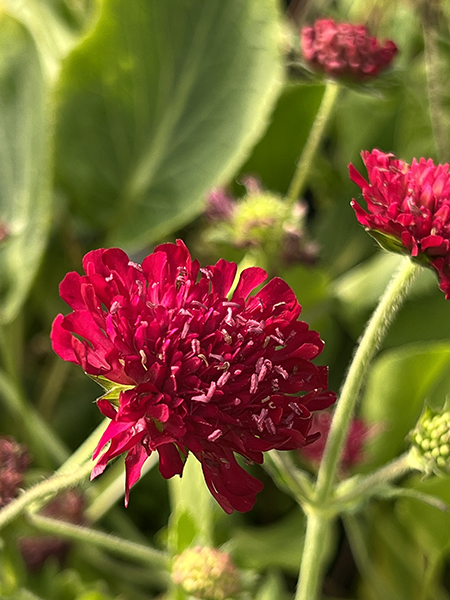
[172,546,240,600]
[409,404,450,475]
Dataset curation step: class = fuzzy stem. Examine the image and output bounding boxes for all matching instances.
[265,450,313,503]
[295,257,418,600]
[286,79,340,207]
[295,511,332,600]
[0,460,92,530]
[422,3,450,161]
[335,453,413,506]
[316,257,418,502]
[26,512,169,569]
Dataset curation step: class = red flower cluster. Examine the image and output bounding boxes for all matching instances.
[301,18,397,81]
[51,241,335,513]
[300,412,369,472]
[350,150,450,298]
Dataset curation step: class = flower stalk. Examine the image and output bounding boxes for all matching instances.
[26,512,169,569]
[296,257,419,600]
[286,79,340,207]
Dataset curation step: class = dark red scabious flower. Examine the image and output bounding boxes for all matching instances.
[300,411,369,472]
[301,18,397,81]
[350,150,450,298]
[51,240,335,513]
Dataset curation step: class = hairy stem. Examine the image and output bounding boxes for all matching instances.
[286,79,340,207]
[422,2,450,161]
[27,512,169,569]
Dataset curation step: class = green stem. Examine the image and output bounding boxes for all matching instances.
[422,3,450,161]
[26,512,169,569]
[316,258,418,502]
[295,257,418,600]
[286,79,340,207]
[295,511,332,600]
[0,368,69,465]
[335,453,413,507]
[0,460,92,530]
[264,450,313,504]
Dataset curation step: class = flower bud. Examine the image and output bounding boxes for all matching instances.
[409,405,450,475]
[172,546,241,600]
[0,436,31,507]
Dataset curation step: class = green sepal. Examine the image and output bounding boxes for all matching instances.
[368,229,432,268]
[86,374,134,405]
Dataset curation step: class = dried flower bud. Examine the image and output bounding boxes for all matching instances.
[0,436,31,507]
[19,489,84,571]
[409,405,450,475]
[301,19,397,81]
[172,546,241,600]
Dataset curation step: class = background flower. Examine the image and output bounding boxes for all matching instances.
[350,149,450,298]
[301,18,397,81]
[51,240,335,513]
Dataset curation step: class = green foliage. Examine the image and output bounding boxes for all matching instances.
[54,0,284,249]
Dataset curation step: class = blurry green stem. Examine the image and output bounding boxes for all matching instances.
[296,257,419,600]
[315,258,418,502]
[0,460,92,530]
[0,368,68,465]
[265,450,313,503]
[286,79,340,206]
[27,512,169,569]
[422,3,450,161]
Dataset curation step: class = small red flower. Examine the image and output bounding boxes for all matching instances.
[301,19,397,81]
[51,241,335,513]
[350,150,450,298]
[300,411,369,472]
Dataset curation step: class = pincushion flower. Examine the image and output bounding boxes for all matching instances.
[51,240,335,513]
[301,19,397,81]
[350,150,450,298]
[300,411,369,472]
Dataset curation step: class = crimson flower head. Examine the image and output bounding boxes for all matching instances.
[350,150,450,298]
[301,18,397,81]
[51,240,335,513]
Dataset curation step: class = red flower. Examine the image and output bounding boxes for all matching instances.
[301,19,397,81]
[300,412,369,472]
[51,241,335,513]
[350,150,450,298]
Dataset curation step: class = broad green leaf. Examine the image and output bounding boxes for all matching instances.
[0,14,53,323]
[2,0,98,81]
[55,0,284,250]
[360,343,450,469]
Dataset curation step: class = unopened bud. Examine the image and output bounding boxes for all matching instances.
[409,404,450,475]
[172,546,240,600]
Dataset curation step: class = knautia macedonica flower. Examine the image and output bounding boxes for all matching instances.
[350,150,450,298]
[409,404,450,476]
[0,436,30,508]
[172,546,240,600]
[51,240,335,513]
[299,411,370,472]
[301,19,397,81]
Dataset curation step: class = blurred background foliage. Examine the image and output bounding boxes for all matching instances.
[1,0,450,598]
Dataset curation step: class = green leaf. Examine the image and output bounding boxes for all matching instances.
[0,13,53,323]
[231,510,306,574]
[168,454,214,552]
[360,343,450,469]
[55,0,284,250]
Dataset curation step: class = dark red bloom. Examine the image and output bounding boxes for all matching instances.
[51,241,335,513]
[300,411,369,472]
[350,150,450,298]
[301,19,397,81]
